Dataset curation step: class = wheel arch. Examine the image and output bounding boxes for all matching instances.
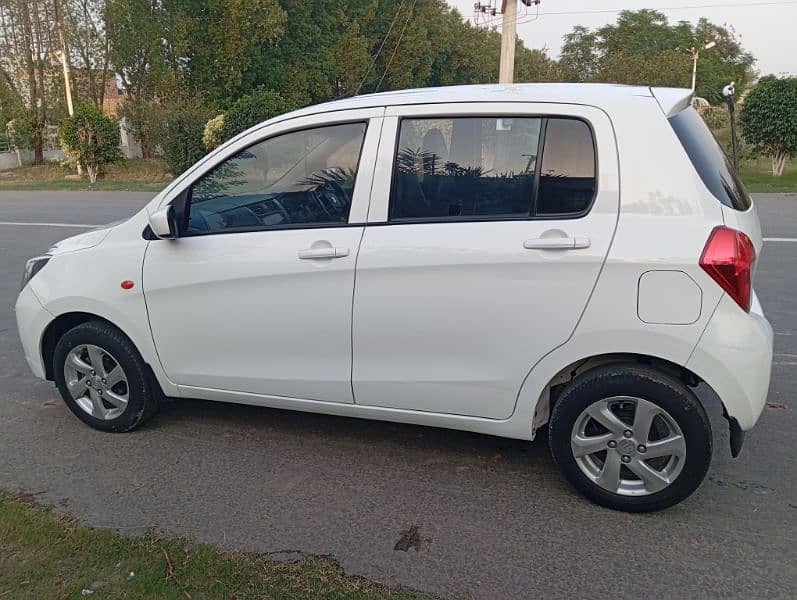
[529,352,710,436]
[41,312,108,380]
[40,312,166,400]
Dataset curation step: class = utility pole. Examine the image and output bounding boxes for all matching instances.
[53,0,74,116]
[499,0,517,84]
[497,0,539,84]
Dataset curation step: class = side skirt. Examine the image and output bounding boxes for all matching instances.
[176,385,535,441]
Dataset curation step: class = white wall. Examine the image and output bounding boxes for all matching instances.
[0,149,66,171]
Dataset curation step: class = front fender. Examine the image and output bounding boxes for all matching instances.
[28,214,179,397]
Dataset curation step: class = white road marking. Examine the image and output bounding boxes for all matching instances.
[764,237,797,242]
[0,221,95,228]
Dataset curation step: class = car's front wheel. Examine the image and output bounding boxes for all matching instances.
[53,320,159,432]
[549,364,712,512]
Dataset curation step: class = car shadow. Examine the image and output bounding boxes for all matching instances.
[151,395,555,472]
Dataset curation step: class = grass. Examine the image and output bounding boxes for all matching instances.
[0,491,430,600]
[712,125,796,193]
[739,157,797,193]
[0,158,172,192]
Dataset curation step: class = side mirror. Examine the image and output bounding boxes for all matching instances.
[148,206,177,239]
[148,189,189,239]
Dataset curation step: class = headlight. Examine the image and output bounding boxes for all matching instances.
[20,255,50,291]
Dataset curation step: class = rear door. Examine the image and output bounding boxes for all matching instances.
[352,102,619,419]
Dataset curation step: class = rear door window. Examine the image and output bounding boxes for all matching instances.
[668,107,751,211]
[390,116,542,221]
[389,116,597,221]
[536,118,597,215]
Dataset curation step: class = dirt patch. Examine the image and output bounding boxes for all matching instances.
[394,525,430,552]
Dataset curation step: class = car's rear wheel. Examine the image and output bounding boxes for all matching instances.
[549,364,712,512]
[53,321,159,432]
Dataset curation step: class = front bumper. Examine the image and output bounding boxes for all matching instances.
[15,284,52,380]
[687,292,773,432]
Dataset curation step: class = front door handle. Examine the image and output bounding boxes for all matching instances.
[298,246,350,259]
[523,237,591,250]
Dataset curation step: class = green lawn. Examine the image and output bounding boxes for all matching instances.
[0,178,169,192]
[0,159,172,192]
[739,157,797,193]
[0,492,429,600]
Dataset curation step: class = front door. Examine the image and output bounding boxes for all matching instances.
[144,115,380,403]
[352,104,619,418]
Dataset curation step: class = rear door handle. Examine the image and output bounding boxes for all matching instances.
[523,237,591,250]
[298,247,350,259]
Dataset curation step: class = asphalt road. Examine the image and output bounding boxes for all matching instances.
[1,190,795,599]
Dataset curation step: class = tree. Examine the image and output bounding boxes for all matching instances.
[158,0,286,103]
[106,0,174,158]
[153,99,212,174]
[219,89,291,142]
[328,16,370,97]
[740,76,797,176]
[559,10,755,102]
[58,101,122,182]
[0,0,64,164]
[597,9,676,58]
[62,0,111,107]
[599,49,691,88]
[560,26,599,82]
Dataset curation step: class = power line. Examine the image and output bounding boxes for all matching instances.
[355,0,406,96]
[473,0,797,28]
[374,0,418,92]
[522,0,797,18]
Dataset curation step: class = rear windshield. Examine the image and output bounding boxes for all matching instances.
[668,107,751,211]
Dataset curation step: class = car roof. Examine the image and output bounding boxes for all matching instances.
[277,83,687,122]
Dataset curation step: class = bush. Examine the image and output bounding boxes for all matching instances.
[203,113,225,150]
[701,106,729,131]
[740,76,797,176]
[6,114,36,150]
[155,101,213,175]
[118,98,160,159]
[58,102,123,183]
[219,89,291,142]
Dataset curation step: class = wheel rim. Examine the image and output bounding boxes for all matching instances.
[570,396,686,496]
[63,344,129,420]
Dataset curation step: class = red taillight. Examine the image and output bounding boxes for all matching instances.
[699,226,756,312]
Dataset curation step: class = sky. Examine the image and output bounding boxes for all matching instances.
[447,0,796,77]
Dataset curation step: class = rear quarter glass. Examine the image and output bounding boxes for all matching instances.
[668,107,751,211]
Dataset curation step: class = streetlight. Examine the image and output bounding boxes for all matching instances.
[723,82,739,172]
[690,40,716,93]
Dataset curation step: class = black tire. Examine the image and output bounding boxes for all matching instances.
[53,320,159,432]
[548,363,712,512]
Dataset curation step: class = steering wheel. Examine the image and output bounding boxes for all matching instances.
[315,178,349,219]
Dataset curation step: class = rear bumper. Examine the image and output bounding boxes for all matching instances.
[687,292,773,431]
[15,285,52,380]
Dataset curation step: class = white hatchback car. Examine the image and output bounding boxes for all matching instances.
[16,84,772,511]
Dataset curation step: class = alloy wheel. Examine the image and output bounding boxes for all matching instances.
[63,344,129,420]
[570,396,686,496]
